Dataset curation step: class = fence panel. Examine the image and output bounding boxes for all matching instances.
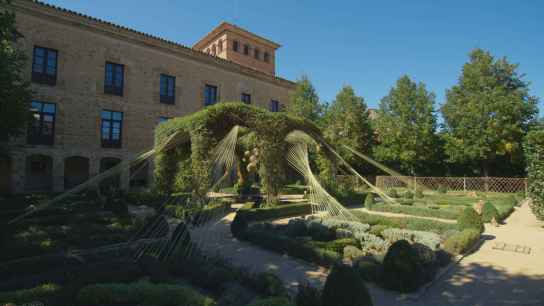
[373,176,527,193]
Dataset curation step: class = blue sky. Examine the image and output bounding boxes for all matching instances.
[41,0,542,115]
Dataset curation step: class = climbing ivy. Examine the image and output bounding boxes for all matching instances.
[524,129,544,220]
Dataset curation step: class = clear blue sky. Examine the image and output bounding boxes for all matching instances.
[41,0,542,115]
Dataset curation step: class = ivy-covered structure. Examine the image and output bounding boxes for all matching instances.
[154,102,331,204]
[524,129,544,220]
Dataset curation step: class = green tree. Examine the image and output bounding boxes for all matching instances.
[374,75,440,175]
[322,85,374,173]
[287,75,321,123]
[441,49,538,177]
[0,0,31,143]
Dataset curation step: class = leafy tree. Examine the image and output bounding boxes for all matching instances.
[441,49,538,177]
[287,75,321,123]
[322,85,374,173]
[374,75,440,175]
[0,0,31,143]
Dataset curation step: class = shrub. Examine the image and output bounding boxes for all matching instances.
[286,218,308,237]
[352,211,458,234]
[231,213,249,238]
[355,256,382,283]
[457,207,484,233]
[415,189,424,199]
[412,242,438,282]
[382,240,424,293]
[217,283,255,306]
[307,221,336,242]
[0,283,62,304]
[364,193,374,209]
[255,272,288,297]
[443,229,481,255]
[403,190,414,199]
[386,189,399,198]
[437,185,447,194]
[308,238,359,254]
[481,202,499,223]
[381,228,441,250]
[399,199,414,206]
[322,264,373,306]
[343,245,365,261]
[76,281,216,306]
[296,282,322,306]
[356,232,390,254]
[335,228,354,239]
[248,297,295,306]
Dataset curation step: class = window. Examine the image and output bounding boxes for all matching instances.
[101,110,123,148]
[32,46,58,85]
[241,93,251,104]
[263,52,270,63]
[211,45,216,56]
[254,48,260,60]
[233,40,239,52]
[218,40,223,52]
[204,84,218,106]
[160,74,175,104]
[28,101,56,145]
[243,44,250,55]
[159,116,170,124]
[104,62,124,96]
[269,100,281,112]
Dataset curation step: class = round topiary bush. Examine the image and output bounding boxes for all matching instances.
[286,218,308,237]
[364,193,374,209]
[382,240,425,293]
[322,264,373,306]
[457,207,484,233]
[231,213,248,238]
[481,202,499,223]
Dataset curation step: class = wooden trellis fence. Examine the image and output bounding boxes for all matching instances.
[374,176,527,193]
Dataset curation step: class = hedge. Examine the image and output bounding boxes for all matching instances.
[524,129,544,220]
[352,211,457,234]
[76,281,216,306]
[236,203,312,222]
[0,283,62,304]
[241,227,341,267]
[369,204,459,220]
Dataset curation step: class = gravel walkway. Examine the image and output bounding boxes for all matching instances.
[192,201,544,305]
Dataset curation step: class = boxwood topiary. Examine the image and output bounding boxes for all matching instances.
[457,207,484,233]
[322,264,373,306]
[296,282,322,306]
[481,202,499,223]
[382,240,425,293]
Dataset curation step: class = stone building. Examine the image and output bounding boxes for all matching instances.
[0,0,295,194]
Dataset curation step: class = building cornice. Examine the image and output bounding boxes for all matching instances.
[11,0,295,89]
[193,21,281,50]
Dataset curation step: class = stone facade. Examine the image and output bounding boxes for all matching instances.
[1,0,294,194]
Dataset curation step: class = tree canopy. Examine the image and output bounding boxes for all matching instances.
[287,75,322,123]
[0,0,31,144]
[374,75,439,175]
[322,85,374,173]
[441,49,538,176]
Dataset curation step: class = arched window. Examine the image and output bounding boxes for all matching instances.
[218,39,223,52]
[243,44,250,55]
[264,52,270,63]
[211,44,216,56]
[254,48,260,60]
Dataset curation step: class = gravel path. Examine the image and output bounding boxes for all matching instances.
[192,201,544,305]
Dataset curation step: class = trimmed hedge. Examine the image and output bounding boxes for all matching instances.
[443,229,481,255]
[0,283,62,304]
[352,211,457,234]
[369,204,459,220]
[364,193,374,209]
[524,129,544,220]
[76,281,216,306]
[236,203,312,222]
[481,202,499,223]
[322,264,373,306]
[241,227,341,267]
